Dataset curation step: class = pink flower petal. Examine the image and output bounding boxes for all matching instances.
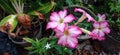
[50,12,60,21]
[59,9,67,18]
[92,29,105,41]
[67,37,78,48]
[68,25,82,37]
[102,27,110,34]
[56,23,66,32]
[101,14,106,21]
[86,13,96,22]
[74,8,85,13]
[46,22,58,29]
[89,32,98,39]
[100,22,108,28]
[64,14,75,23]
[92,29,105,38]
[98,37,105,41]
[54,29,64,38]
[74,8,96,22]
[98,14,106,21]
[93,22,100,28]
[92,29,99,35]
[58,36,67,46]
[98,30,105,37]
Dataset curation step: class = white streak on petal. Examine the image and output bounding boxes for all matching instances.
[59,9,67,18]
[92,29,99,35]
[46,22,58,29]
[67,37,78,48]
[50,12,60,21]
[54,29,64,38]
[98,30,105,37]
[68,26,82,37]
[58,36,67,46]
[56,23,66,32]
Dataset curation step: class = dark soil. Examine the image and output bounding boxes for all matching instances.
[109,27,120,43]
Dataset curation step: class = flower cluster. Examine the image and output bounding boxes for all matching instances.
[92,14,110,40]
[74,8,110,41]
[46,8,111,48]
[47,9,82,48]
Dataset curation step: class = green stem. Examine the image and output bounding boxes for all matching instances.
[64,5,97,19]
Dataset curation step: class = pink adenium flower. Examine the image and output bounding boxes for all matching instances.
[74,8,96,22]
[46,9,75,32]
[97,14,106,22]
[92,22,110,41]
[54,25,82,48]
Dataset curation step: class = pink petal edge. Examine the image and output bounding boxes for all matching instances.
[64,14,76,23]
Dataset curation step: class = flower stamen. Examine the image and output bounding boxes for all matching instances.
[59,19,64,23]
[64,30,69,36]
[98,27,102,30]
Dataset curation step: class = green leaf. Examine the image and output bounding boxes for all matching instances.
[0,0,15,14]
[28,1,55,15]
[24,38,49,55]
[54,45,63,54]
[65,48,73,55]
[30,49,39,54]
[66,0,73,6]
[50,39,57,45]
[40,38,48,47]
[23,37,36,44]
[24,47,34,50]
[0,15,18,32]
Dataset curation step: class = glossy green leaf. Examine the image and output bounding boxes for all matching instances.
[28,1,55,15]
[0,15,18,32]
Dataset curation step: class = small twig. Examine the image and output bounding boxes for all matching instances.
[35,19,42,39]
[15,25,22,37]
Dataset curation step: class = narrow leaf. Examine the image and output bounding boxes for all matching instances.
[0,15,18,32]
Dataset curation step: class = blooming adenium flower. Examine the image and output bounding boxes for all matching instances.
[74,8,96,22]
[54,25,82,48]
[46,9,75,32]
[92,22,110,40]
